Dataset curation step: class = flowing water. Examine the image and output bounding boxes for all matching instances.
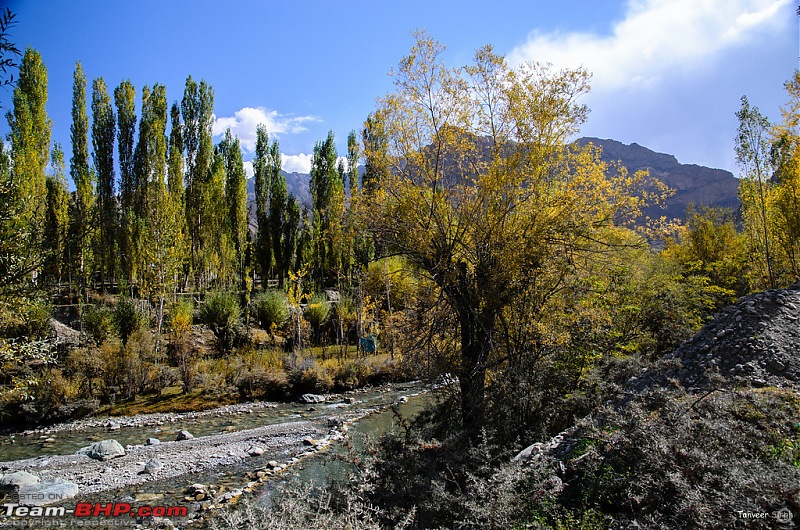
[0,383,435,527]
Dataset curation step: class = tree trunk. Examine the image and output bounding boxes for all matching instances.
[458,306,490,442]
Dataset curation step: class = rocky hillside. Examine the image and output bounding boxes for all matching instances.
[576,137,741,221]
[516,282,800,528]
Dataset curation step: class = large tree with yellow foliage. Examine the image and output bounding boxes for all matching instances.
[368,33,659,437]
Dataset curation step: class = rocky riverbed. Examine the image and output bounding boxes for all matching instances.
[0,420,323,497]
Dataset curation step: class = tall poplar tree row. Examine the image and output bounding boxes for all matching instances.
[68,61,92,292]
[114,80,136,287]
[91,77,116,288]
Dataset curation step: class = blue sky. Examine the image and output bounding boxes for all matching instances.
[2,0,798,175]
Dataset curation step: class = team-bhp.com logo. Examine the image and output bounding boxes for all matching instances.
[3,502,188,518]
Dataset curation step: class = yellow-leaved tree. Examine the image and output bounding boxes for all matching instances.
[367,33,661,438]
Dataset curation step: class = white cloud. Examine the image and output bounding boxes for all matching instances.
[243,160,254,179]
[281,153,313,174]
[508,0,790,91]
[505,0,793,172]
[212,107,320,151]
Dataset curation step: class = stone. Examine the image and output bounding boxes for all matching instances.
[247,446,264,456]
[300,393,326,404]
[16,479,78,506]
[76,439,126,461]
[0,471,40,494]
[145,437,161,445]
[267,460,279,469]
[176,430,194,441]
[769,358,787,372]
[144,459,163,474]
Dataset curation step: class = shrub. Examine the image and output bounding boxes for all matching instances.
[83,304,115,345]
[200,291,241,355]
[114,298,148,345]
[287,356,333,395]
[170,298,194,335]
[170,298,196,392]
[304,295,330,332]
[236,369,288,400]
[254,290,290,331]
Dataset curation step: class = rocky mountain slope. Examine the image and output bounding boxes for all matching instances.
[576,137,741,221]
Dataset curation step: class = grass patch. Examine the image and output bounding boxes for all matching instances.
[103,386,238,416]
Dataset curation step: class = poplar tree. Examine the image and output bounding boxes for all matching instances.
[168,101,188,286]
[142,85,183,325]
[181,76,214,287]
[7,47,50,229]
[91,77,116,287]
[220,129,248,286]
[362,110,389,194]
[114,80,136,283]
[3,47,50,293]
[268,139,288,283]
[43,144,69,285]
[68,61,92,290]
[253,124,272,281]
[309,131,345,284]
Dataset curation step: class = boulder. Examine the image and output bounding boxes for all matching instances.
[247,446,264,456]
[300,393,326,404]
[76,439,125,461]
[145,437,161,445]
[0,471,40,494]
[17,479,79,506]
[144,459,163,474]
[176,430,194,441]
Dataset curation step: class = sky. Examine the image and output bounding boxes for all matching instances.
[2,0,798,176]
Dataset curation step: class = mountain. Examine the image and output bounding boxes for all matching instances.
[576,137,740,221]
[245,139,740,223]
[246,170,311,208]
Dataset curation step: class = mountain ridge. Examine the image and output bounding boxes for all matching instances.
[246,138,741,222]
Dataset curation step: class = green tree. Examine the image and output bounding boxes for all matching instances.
[43,144,70,284]
[91,77,116,288]
[5,47,51,288]
[0,143,41,296]
[268,139,289,284]
[69,61,92,291]
[167,101,188,287]
[140,85,183,336]
[253,124,272,281]
[114,80,137,284]
[220,129,248,287]
[736,96,776,289]
[310,131,345,284]
[362,110,389,194]
[181,76,215,287]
